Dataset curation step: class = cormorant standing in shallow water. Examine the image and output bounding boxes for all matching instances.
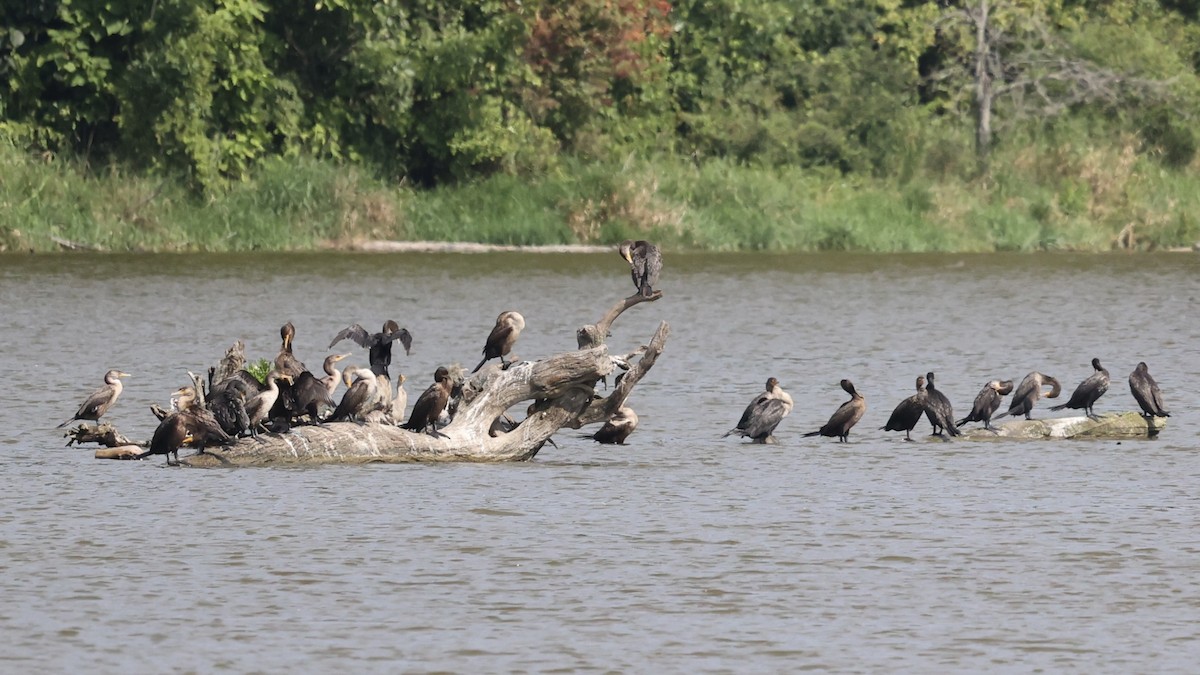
[586,406,640,445]
[58,369,130,427]
[618,239,663,297]
[724,377,793,443]
[956,379,1015,431]
[804,379,866,442]
[403,367,454,436]
[1129,361,1170,418]
[923,372,960,437]
[328,321,412,378]
[1050,358,1110,419]
[473,311,525,373]
[881,375,927,441]
[995,372,1061,421]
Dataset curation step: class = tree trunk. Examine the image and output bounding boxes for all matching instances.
[973,0,993,174]
[960,411,1165,440]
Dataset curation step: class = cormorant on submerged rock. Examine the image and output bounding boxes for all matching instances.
[923,372,960,437]
[804,379,866,442]
[956,379,1015,431]
[586,406,640,445]
[1129,361,1170,418]
[1050,358,1110,419]
[724,377,793,443]
[881,375,927,441]
[994,372,1061,421]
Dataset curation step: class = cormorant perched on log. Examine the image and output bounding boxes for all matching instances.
[328,321,412,378]
[319,353,351,397]
[171,385,233,451]
[724,377,793,443]
[293,369,337,423]
[244,370,293,436]
[390,373,408,424]
[586,406,640,445]
[137,414,194,466]
[58,369,130,427]
[994,372,1061,421]
[403,367,454,436]
[1129,361,1170,418]
[618,239,662,297]
[330,367,381,423]
[957,379,1015,431]
[1050,358,1110,419]
[274,321,308,378]
[803,379,866,442]
[881,375,927,441]
[923,372,960,437]
[472,311,525,373]
[208,376,252,437]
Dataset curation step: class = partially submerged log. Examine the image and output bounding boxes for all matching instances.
[64,422,142,448]
[961,411,1166,440]
[171,292,667,467]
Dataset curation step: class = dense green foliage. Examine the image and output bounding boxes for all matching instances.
[3,0,1200,251]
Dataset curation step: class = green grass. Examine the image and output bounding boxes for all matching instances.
[2,140,1198,254]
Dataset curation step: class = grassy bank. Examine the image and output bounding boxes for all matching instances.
[2,140,1198,254]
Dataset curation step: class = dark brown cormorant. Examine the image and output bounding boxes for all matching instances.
[170,385,233,451]
[472,311,525,373]
[137,414,194,466]
[403,367,454,436]
[956,379,1015,431]
[923,372,960,437]
[58,369,130,427]
[618,239,662,297]
[587,406,640,445]
[994,372,1061,421]
[804,379,866,442]
[328,321,412,378]
[724,377,793,443]
[330,367,381,423]
[208,376,252,437]
[881,375,927,441]
[1129,361,1170,418]
[244,370,293,436]
[274,321,308,378]
[1050,358,1110,419]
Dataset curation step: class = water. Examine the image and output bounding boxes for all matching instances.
[2,251,1199,671]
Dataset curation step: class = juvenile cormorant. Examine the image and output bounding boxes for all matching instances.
[328,321,412,378]
[1129,361,1170,418]
[804,379,866,442]
[472,311,525,373]
[618,239,662,297]
[390,373,408,424]
[994,372,1061,421]
[1050,358,1110,419]
[724,377,793,443]
[881,375,927,441]
[244,370,293,436]
[956,379,1015,431]
[58,369,130,427]
[588,406,640,445]
[923,372,960,437]
[403,367,454,436]
[319,353,351,397]
[330,367,381,423]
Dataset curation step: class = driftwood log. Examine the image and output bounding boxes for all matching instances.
[960,412,1166,440]
[175,293,667,467]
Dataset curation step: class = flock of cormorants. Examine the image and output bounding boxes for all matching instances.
[57,239,1171,462]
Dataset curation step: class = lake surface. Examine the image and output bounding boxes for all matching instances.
[2,251,1199,672]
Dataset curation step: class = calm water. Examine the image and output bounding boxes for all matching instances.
[2,251,1199,672]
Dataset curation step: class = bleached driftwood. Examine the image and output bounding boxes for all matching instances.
[176,292,667,467]
[960,411,1166,440]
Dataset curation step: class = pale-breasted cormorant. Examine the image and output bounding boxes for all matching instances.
[473,311,525,373]
[881,375,927,441]
[956,379,1015,431]
[994,372,1061,421]
[244,370,293,436]
[58,369,130,427]
[923,372,960,437]
[330,366,381,423]
[724,377,793,443]
[618,239,662,297]
[1129,361,1170,418]
[1050,358,1110,419]
[804,379,866,442]
[328,321,412,378]
[588,406,640,445]
[403,367,454,436]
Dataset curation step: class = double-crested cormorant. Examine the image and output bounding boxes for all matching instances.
[472,311,525,373]
[881,375,927,441]
[208,376,252,437]
[724,377,793,443]
[137,414,194,466]
[956,379,1015,431]
[1050,358,1110,419]
[588,406,640,444]
[170,385,233,451]
[244,370,293,436]
[274,322,308,378]
[804,379,866,442]
[1129,361,1170,418]
[318,353,351,397]
[330,367,381,423]
[995,372,1061,421]
[618,239,662,297]
[328,321,413,378]
[58,369,130,427]
[391,373,408,423]
[403,367,454,436]
[923,372,960,437]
